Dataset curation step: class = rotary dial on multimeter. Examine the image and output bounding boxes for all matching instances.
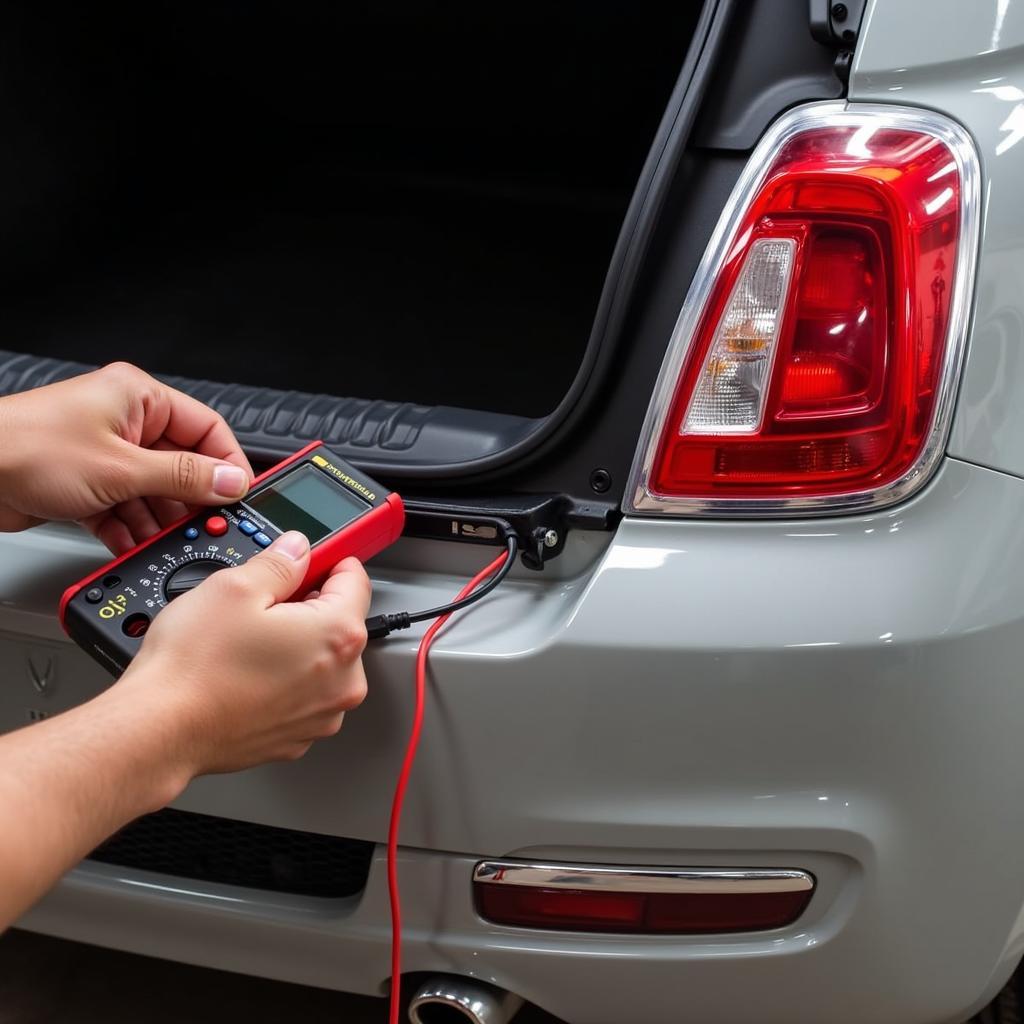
[137,544,246,609]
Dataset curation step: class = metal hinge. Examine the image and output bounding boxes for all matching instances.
[809,0,867,83]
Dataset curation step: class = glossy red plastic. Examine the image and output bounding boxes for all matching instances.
[779,226,887,413]
[650,125,962,499]
[475,883,812,935]
[58,441,404,632]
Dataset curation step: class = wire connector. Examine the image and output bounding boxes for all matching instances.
[365,612,412,640]
[365,533,518,641]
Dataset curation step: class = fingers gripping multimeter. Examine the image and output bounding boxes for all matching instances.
[60,442,404,676]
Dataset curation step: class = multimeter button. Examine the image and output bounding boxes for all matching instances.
[85,587,104,603]
[238,520,259,536]
[253,532,272,548]
[205,516,228,537]
[184,526,200,540]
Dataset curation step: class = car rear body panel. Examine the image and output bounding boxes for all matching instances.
[6,2,1024,1022]
[7,456,1024,1022]
[853,0,1024,486]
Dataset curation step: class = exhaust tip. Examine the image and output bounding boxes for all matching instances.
[409,976,524,1024]
[409,1001,472,1024]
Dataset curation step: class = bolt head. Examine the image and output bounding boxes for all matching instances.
[542,529,559,549]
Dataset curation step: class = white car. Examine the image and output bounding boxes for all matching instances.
[2,1,1022,1022]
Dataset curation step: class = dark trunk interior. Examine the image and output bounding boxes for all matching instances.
[0,3,699,417]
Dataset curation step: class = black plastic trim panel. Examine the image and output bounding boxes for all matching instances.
[88,806,373,899]
[692,0,844,150]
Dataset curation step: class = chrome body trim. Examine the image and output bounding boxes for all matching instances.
[624,100,982,518]
[472,861,815,895]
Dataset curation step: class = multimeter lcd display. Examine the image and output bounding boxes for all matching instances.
[245,464,369,543]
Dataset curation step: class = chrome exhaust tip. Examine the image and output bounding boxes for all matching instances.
[408,976,524,1024]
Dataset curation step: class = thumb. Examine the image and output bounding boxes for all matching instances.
[233,531,311,605]
[125,447,251,505]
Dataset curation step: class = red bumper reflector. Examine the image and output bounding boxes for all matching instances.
[474,882,812,935]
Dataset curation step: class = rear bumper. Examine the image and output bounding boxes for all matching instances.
[21,843,850,1022]
[7,456,1024,1023]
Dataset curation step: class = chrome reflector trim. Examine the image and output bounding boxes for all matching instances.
[473,860,814,895]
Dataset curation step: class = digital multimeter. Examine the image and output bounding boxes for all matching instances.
[60,441,404,676]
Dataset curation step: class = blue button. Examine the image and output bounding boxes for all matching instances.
[238,519,259,536]
[253,532,272,548]
[184,527,199,540]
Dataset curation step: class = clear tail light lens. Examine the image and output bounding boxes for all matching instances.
[684,238,796,434]
[628,104,980,516]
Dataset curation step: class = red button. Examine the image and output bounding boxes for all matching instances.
[205,515,228,537]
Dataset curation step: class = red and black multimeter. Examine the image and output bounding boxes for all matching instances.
[60,441,404,676]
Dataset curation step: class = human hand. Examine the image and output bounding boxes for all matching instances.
[0,361,253,553]
[114,530,372,777]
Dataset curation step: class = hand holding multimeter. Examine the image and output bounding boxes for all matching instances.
[0,367,398,933]
[61,441,404,674]
[0,363,388,765]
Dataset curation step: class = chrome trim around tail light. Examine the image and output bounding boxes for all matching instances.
[625,100,982,518]
[472,860,814,895]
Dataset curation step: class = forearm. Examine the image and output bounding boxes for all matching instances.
[0,393,41,533]
[0,673,191,929]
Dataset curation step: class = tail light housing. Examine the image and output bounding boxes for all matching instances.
[628,103,980,516]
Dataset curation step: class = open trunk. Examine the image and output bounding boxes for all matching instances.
[0,3,701,421]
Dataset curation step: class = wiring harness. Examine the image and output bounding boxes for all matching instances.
[370,530,519,1024]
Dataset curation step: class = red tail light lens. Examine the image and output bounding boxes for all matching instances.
[474,881,812,935]
[780,227,886,413]
[629,105,979,515]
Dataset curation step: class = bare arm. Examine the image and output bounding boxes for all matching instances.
[0,676,190,925]
[0,364,372,930]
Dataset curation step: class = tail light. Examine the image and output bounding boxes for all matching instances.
[628,103,980,516]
